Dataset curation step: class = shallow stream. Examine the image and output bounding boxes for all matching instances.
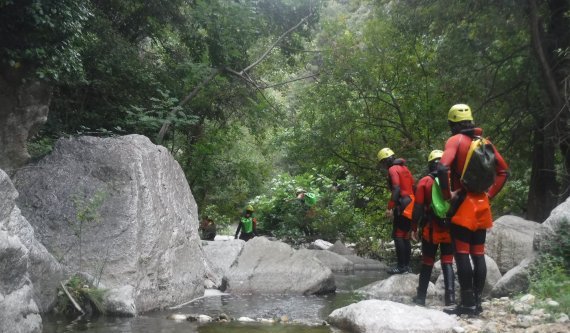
[42,271,386,333]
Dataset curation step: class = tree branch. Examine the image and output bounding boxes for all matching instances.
[240,10,314,75]
[157,68,220,143]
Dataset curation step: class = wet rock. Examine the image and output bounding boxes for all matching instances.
[103,285,136,317]
[224,237,335,295]
[357,273,436,303]
[328,299,458,333]
[202,239,245,288]
[167,313,189,321]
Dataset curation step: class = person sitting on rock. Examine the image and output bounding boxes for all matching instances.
[199,216,216,241]
[235,205,257,241]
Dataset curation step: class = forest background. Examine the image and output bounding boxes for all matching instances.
[1,0,569,254]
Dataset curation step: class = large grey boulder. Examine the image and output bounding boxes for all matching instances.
[357,274,436,303]
[486,215,540,274]
[1,169,64,313]
[0,170,43,333]
[328,240,356,255]
[343,254,387,270]
[13,135,206,313]
[202,239,245,288]
[303,249,355,272]
[534,196,570,254]
[491,254,537,297]
[327,299,459,333]
[224,237,336,295]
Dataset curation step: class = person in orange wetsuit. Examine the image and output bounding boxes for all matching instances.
[438,104,509,316]
[378,147,416,274]
[411,150,455,306]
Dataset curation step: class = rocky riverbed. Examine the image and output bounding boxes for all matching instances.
[441,294,568,333]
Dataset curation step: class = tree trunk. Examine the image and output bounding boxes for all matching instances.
[0,66,53,173]
[527,124,558,222]
[527,0,570,219]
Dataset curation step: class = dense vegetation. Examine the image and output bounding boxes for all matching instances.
[1,1,569,249]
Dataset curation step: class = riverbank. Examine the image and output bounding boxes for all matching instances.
[441,294,568,333]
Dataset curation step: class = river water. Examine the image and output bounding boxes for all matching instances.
[42,271,386,333]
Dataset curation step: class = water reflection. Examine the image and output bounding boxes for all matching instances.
[42,271,384,333]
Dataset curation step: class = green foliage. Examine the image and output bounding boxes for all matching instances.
[491,177,529,217]
[529,254,570,314]
[0,0,92,81]
[125,89,199,137]
[27,136,56,161]
[179,120,273,219]
[251,168,392,250]
[70,189,107,272]
[56,274,106,315]
[528,220,570,314]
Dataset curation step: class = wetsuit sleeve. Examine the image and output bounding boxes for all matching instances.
[487,144,510,199]
[234,221,242,238]
[438,136,460,200]
[388,167,400,209]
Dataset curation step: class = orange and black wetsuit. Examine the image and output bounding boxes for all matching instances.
[438,127,509,313]
[386,158,415,273]
[412,172,455,305]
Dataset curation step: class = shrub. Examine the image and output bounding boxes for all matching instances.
[55,275,106,316]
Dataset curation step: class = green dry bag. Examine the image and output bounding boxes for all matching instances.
[304,192,317,207]
[431,177,450,219]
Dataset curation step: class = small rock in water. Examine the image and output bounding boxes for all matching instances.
[238,317,255,322]
[167,313,188,321]
[279,315,289,323]
[218,313,231,321]
[452,326,465,333]
[197,315,212,323]
[257,318,276,324]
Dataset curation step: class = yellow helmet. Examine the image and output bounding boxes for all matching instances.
[377,147,395,161]
[448,104,473,122]
[428,150,443,162]
[246,205,254,212]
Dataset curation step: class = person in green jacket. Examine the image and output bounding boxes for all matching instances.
[235,205,257,241]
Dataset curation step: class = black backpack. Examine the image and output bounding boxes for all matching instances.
[460,136,496,193]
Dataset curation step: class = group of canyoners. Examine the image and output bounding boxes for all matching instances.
[378,103,509,316]
[231,103,509,317]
